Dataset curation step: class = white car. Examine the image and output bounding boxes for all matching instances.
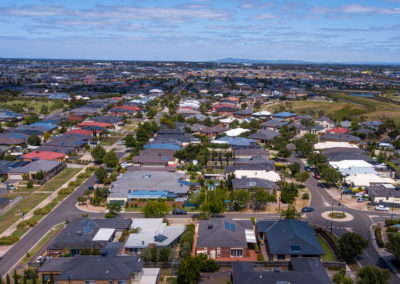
[355,192,369,197]
[120,162,132,168]
[375,205,389,211]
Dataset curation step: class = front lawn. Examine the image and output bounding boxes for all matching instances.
[40,168,81,191]
[317,234,337,262]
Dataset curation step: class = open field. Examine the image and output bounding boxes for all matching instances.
[3,99,66,114]
[39,168,81,192]
[264,93,400,122]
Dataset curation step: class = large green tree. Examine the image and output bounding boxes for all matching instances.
[103,150,119,168]
[281,204,301,220]
[356,265,390,284]
[95,167,108,183]
[230,189,250,211]
[252,188,276,211]
[27,135,41,146]
[339,232,368,263]
[91,145,106,164]
[385,232,400,261]
[321,167,341,186]
[142,201,170,217]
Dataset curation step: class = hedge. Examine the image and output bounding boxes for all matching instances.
[387,227,398,233]
[0,236,19,245]
[385,219,400,227]
[33,207,51,216]
[375,227,384,248]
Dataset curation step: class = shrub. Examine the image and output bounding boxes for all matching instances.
[385,219,400,227]
[375,227,384,248]
[0,236,19,245]
[250,217,256,226]
[33,207,51,216]
[202,259,220,272]
[295,171,309,182]
[387,226,398,233]
[17,219,37,229]
[59,187,74,195]
[302,193,310,200]
[257,254,263,261]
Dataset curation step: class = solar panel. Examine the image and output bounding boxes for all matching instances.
[224,221,236,232]
[154,234,168,242]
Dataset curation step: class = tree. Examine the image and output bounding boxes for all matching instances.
[43,132,50,141]
[91,145,106,164]
[103,150,119,168]
[142,201,170,217]
[278,147,291,158]
[105,203,121,218]
[40,105,49,115]
[203,117,212,127]
[289,162,301,176]
[159,247,172,262]
[77,196,87,205]
[124,134,136,148]
[295,138,313,155]
[34,170,46,180]
[202,197,225,215]
[230,190,250,211]
[177,256,201,284]
[385,231,400,261]
[6,274,10,284]
[339,232,368,263]
[307,153,326,166]
[252,188,276,211]
[146,107,157,119]
[95,167,108,183]
[281,204,301,220]
[332,269,354,284]
[27,135,41,146]
[13,271,18,284]
[24,114,39,125]
[357,265,390,284]
[321,167,341,186]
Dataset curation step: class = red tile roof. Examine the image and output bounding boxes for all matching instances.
[65,129,94,136]
[23,151,66,160]
[77,121,114,128]
[110,106,141,111]
[327,127,349,134]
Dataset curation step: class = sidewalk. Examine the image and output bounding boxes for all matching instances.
[0,164,91,238]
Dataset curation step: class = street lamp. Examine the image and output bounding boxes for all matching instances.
[391,192,395,221]
[330,201,334,233]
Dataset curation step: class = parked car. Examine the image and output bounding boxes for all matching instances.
[304,166,312,172]
[357,197,368,203]
[6,184,15,190]
[120,162,132,168]
[375,205,389,211]
[314,173,321,180]
[355,192,369,198]
[87,186,94,191]
[301,207,315,213]
[298,153,306,158]
[341,189,355,195]
[172,209,187,215]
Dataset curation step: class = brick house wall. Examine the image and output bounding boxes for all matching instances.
[196,246,248,259]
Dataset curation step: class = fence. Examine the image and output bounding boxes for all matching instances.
[313,226,343,262]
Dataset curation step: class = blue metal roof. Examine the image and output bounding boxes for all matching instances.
[29,122,57,130]
[144,143,182,150]
[272,112,297,118]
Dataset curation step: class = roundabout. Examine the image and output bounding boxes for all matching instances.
[321,210,354,222]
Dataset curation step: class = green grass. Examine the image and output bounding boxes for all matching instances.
[0,193,50,234]
[3,99,66,114]
[39,168,81,191]
[317,235,337,262]
[18,223,63,268]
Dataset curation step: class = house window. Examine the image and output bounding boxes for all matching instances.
[277,255,285,260]
[85,281,94,284]
[204,247,208,255]
[117,281,127,284]
[217,248,221,257]
[231,249,243,257]
[109,281,112,284]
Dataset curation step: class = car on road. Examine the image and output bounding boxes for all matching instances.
[305,166,311,172]
[357,197,368,203]
[272,157,286,162]
[314,173,321,180]
[172,209,187,215]
[87,186,94,191]
[375,205,389,211]
[301,207,315,213]
[6,184,15,190]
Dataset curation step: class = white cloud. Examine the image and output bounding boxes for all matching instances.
[311,4,400,15]
[253,13,277,20]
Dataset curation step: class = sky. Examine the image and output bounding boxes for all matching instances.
[0,0,400,63]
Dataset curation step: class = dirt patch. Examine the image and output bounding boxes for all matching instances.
[76,202,107,213]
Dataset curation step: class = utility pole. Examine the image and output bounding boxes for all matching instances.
[391,192,395,221]
[330,201,334,233]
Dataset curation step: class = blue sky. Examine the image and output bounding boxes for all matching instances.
[0,0,399,62]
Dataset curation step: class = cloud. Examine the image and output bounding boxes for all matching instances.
[311,4,400,16]
[0,5,67,17]
[321,24,400,32]
[252,13,277,20]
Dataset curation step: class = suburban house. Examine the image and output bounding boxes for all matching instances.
[272,112,297,121]
[47,217,131,256]
[366,184,400,207]
[225,164,280,182]
[256,220,324,261]
[125,218,185,254]
[132,149,177,168]
[232,258,331,284]
[22,150,67,162]
[196,218,257,261]
[321,133,361,144]
[38,254,160,284]
[233,147,269,159]
[107,171,189,206]
[315,116,335,129]
[232,177,278,193]
[249,129,280,144]
[8,160,66,182]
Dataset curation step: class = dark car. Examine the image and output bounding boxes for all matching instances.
[341,189,355,195]
[172,209,187,215]
[301,207,315,213]
[298,153,306,158]
[305,166,311,172]
[87,186,94,191]
[273,157,286,162]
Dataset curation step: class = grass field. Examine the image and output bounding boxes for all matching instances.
[3,99,66,114]
[39,168,81,192]
[264,93,400,122]
[317,235,337,262]
[0,192,50,234]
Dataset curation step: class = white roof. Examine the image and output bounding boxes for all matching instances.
[92,228,115,242]
[345,174,395,187]
[252,111,272,116]
[329,160,373,169]
[139,268,160,284]
[245,229,257,243]
[224,128,251,137]
[314,141,358,150]
[234,170,281,182]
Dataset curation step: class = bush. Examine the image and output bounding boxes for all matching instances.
[250,217,255,226]
[295,171,309,182]
[0,236,19,245]
[257,254,263,261]
[302,193,310,200]
[17,219,37,229]
[385,219,400,226]
[33,207,51,216]
[201,259,220,272]
[59,187,74,195]
[387,226,398,233]
[375,227,384,248]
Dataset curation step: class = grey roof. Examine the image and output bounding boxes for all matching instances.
[201,126,229,134]
[315,116,333,124]
[92,116,123,124]
[48,217,131,250]
[321,133,361,143]
[225,163,273,174]
[233,147,269,158]
[40,255,142,281]
[305,125,325,132]
[109,171,188,199]
[257,220,324,256]
[249,129,280,141]
[197,218,252,248]
[232,178,278,190]
[322,147,372,162]
[9,160,61,174]
[366,185,400,198]
[233,157,275,168]
[232,258,332,284]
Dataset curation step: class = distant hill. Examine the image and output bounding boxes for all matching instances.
[213,57,400,65]
[214,57,309,64]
